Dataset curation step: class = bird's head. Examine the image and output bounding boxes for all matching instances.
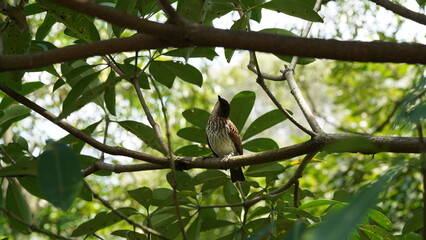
[212,95,230,118]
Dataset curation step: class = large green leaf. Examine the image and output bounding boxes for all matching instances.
[118,120,166,154]
[71,208,138,237]
[0,82,44,109]
[36,14,56,40]
[0,160,37,177]
[229,91,256,132]
[149,61,176,88]
[261,0,323,22]
[258,28,316,64]
[37,141,82,210]
[166,171,195,191]
[245,162,285,177]
[58,71,117,119]
[6,183,32,234]
[302,169,399,240]
[182,108,210,129]
[128,187,152,209]
[165,48,218,60]
[113,0,137,37]
[0,105,31,137]
[243,138,279,152]
[59,120,101,154]
[174,144,211,157]
[36,0,100,42]
[243,109,288,140]
[177,127,207,144]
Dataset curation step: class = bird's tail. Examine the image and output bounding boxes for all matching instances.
[230,167,245,182]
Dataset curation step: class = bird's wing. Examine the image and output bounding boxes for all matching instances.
[227,120,243,155]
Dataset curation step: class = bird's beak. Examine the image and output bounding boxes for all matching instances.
[217,95,222,100]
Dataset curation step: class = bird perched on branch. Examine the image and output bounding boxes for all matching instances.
[206,95,245,182]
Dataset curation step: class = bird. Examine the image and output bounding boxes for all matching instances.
[206,95,245,182]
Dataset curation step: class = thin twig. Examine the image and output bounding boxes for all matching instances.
[250,52,316,136]
[1,206,72,240]
[283,0,324,134]
[150,76,188,239]
[370,0,426,25]
[83,181,171,240]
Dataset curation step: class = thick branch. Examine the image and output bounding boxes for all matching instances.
[370,0,426,25]
[0,0,423,72]
[1,83,425,172]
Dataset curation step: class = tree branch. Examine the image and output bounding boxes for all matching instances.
[370,0,426,25]
[0,82,169,166]
[0,0,423,72]
[1,83,425,171]
[1,206,72,240]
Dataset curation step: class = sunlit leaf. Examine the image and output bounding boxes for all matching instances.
[174,144,211,157]
[113,0,137,37]
[243,109,288,140]
[261,0,323,22]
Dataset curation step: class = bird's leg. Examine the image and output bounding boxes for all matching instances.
[220,153,234,163]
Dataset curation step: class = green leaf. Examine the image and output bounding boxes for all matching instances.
[0,160,37,177]
[245,162,285,177]
[224,17,248,63]
[259,28,315,64]
[174,144,211,157]
[128,187,152,209]
[111,230,147,239]
[151,188,173,207]
[297,199,345,210]
[113,0,137,37]
[62,71,100,111]
[187,215,201,240]
[17,176,44,200]
[166,171,195,191]
[402,210,423,234]
[58,72,117,119]
[223,181,242,215]
[261,0,323,22]
[59,120,101,154]
[194,169,228,185]
[36,14,56,40]
[118,120,166,154]
[230,91,256,132]
[1,20,31,55]
[37,141,82,210]
[71,208,137,237]
[149,61,176,88]
[367,209,392,231]
[358,224,395,240]
[6,183,32,234]
[243,138,279,152]
[37,0,100,42]
[160,61,203,87]
[177,0,206,23]
[243,109,288,140]
[302,169,399,240]
[164,48,218,60]
[177,127,207,144]
[0,105,31,137]
[182,108,210,129]
[0,82,44,109]
[103,72,117,116]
